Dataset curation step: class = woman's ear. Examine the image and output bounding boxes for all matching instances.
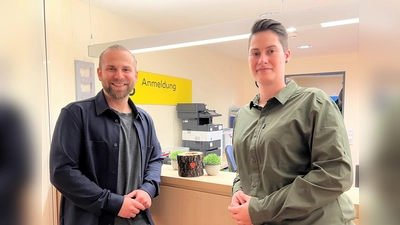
[285,49,291,64]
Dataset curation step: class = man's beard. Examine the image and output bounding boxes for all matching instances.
[104,85,132,100]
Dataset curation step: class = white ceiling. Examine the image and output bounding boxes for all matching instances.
[84,0,359,61]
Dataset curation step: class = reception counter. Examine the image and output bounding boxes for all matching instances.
[150,165,237,224]
[150,165,360,225]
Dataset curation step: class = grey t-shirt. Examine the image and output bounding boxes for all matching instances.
[113,111,150,225]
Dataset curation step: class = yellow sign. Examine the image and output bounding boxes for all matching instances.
[130,71,192,105]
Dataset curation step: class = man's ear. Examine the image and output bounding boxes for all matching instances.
[97,68,102,81]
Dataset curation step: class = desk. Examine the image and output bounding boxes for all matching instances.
[150,165,237,225]
[150,165,360,225]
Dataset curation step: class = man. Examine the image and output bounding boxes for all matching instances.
[50,45,163,225]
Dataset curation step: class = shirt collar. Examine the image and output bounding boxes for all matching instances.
[95,90,141,119]
[249,96,263,110]
[275,80,298,105]
[249,80,298,109]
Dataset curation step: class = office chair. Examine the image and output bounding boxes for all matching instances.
[225,145,237,172]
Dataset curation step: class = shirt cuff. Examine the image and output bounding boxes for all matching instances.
[232,182,242,195]
[139,182,156,199]
[248,197,269,225]
[104,192,124,216]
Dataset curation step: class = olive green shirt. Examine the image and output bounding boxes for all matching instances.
[232,80,355,225]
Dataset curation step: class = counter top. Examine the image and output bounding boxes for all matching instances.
[160,164,236,196]
[155,165,359,225]
[160,165,359,204]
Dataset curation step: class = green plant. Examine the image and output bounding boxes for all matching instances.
[203,153,221,165]
[169,150,184,160]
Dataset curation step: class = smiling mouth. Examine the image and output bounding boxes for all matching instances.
[112,83,126,87]
[257,68,272,72]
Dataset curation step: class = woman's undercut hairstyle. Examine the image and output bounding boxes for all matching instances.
[248,18,288,52]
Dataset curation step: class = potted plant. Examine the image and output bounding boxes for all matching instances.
[169,149,184,170]
[203,153,221,176]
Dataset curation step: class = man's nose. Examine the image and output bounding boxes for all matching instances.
[114,69,124,79]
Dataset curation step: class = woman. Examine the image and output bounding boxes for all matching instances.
[228,18,355,225]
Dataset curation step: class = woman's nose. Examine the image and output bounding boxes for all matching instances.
[258,54,268,64]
